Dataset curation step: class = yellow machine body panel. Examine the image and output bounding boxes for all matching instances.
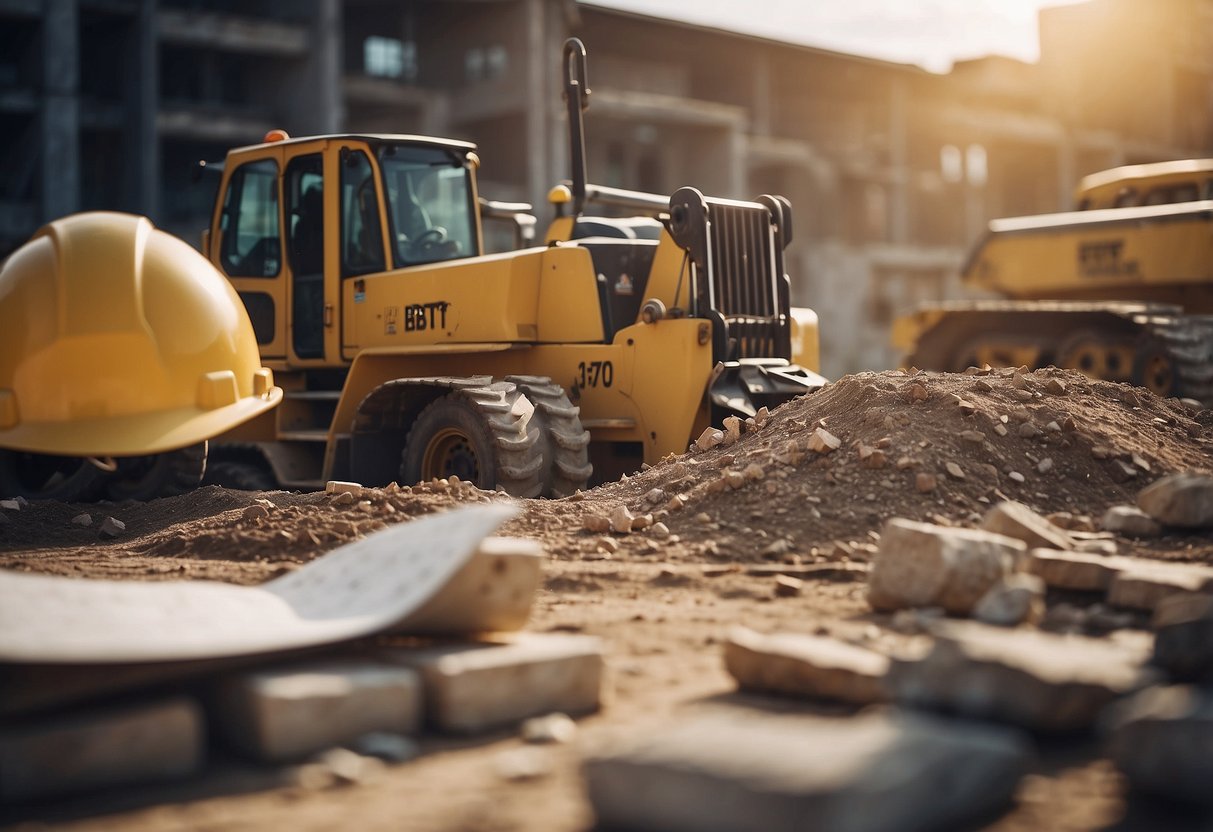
[325,317,713,470]
[964,201,1213,310]
[341,245,605,354]
[1076,159,1213,210]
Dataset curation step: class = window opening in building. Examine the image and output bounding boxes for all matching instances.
[940,145,963,184]
[966,144,988,187]
[465,48,485,83]
[364,36,411,80]
[486,45,508,79]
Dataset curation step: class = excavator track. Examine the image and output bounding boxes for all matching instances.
[506,375,593,497]
[905,304,1213,407]
[1139,315,1213,404]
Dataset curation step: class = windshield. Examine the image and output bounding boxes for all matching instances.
[378,145,477,268]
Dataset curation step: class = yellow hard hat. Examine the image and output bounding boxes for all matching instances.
[0,212,283,456]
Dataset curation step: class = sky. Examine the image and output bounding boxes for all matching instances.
[583,0,1093,73]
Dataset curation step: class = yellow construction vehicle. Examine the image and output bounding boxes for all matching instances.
[894,159,1213,403]
[201,39,824,497]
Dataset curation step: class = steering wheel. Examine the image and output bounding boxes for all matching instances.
[405,226,449,260]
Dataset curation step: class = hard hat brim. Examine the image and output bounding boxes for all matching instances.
[0,386,283,457]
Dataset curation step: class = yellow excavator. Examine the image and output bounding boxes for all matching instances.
[894,159,1213,403]
[0,39,824,501]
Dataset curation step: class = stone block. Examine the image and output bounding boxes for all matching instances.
[0,697,203,802]
[393,536,544,634]
[384,633,604,734]
[696,428,724,451]
[1137,473,1213,528]
[214,660,423,762]
[1108,685,1213,805]
[888,621,1156,732]
[724,627,889,705]
[973,573,1044,627]
[808,427,840,453]
[1101,505,1162,538]
[1152,593,1213,681]
[582,709,1030,832]
[868,518,1023,614]
[1024,549,1127,592]
[980,501,1071,551]
[1107,563,1213,611]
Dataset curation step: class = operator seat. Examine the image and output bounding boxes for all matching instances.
[292,185,324,276]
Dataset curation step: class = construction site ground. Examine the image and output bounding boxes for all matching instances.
[3,367,1213,831]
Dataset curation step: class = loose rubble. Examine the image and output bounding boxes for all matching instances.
[3,367,1213,829]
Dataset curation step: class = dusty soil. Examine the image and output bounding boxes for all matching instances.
[3,368,1213,831]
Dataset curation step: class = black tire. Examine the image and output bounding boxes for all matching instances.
[506,375,592,497]
[401,382,543,497]
[1131,338,1179,398]
[105,442,208,501]
[203,459,278,492]
[0,450,107,502]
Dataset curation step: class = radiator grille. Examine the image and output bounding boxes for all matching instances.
[701,200,791,360]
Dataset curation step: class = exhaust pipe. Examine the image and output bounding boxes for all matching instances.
[563,38,590,216]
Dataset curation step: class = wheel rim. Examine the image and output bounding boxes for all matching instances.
[1056,335,1133,382]
[1140,353,1174,396]
[421,427,480,482]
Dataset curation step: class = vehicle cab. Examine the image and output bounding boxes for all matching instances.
[205,132,484,370]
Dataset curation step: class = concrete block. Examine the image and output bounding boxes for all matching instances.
[724,627,889,704]
[1108,563,1213,611]
[214,660,423,762]
[868,518,1023,614]
[582,709,1031,832]
[0,697,203,802]
[888,621,1156,732]
[1137,473,1213,528]
[980,501,1072,551]
[1025,549,1127,591]
[1108,685,1213,805]
[1101,505,1162,537]
[384,633,604,734]
[1152,593,1213,681]
[973,573,1044,627]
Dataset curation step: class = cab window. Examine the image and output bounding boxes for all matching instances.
[1142,183,1199,206]
[220,159,280,277]
[379,145,476,268]
[1112,187,1138,208]
[341,149,386,277]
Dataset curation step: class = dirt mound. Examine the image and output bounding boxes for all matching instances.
[572,367,1213,563]
[2,368,1211,584]
[0,484,497,584]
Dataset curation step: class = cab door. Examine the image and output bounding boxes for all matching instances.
[335,142,389,359]
[282,150,328,364]
[210,149,287,359]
